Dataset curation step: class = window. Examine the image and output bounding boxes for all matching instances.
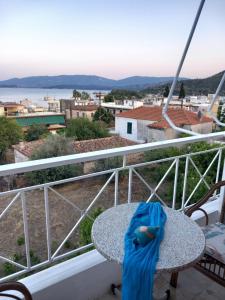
[127,122,132,134]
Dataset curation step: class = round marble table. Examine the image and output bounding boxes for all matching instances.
[92,203,205,299]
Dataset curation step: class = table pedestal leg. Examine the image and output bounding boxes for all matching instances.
[153,273,170,300]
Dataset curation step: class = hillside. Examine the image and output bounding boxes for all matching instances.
[0,75,183,90]
[143,71,225,96]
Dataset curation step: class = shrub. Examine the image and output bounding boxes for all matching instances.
[65,118,109,140]
[17,236,25,246]
[25,124,48,141]
[26,135,82,184]
[79,207,104,246]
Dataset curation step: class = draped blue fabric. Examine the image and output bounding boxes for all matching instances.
[122,202,167,300]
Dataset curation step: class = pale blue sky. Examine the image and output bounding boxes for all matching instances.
[0,0,224,80]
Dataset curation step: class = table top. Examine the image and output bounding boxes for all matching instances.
[91,203,205,272]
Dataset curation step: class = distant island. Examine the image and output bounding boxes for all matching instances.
[0,75,186,90]
[0,71,224,95]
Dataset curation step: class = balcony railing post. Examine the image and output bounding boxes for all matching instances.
[172,158,179,209]
[181,156,189,210]
[21,191,31,270]
[44,186,52,262]
[219,158,225,214]
[114,170,119,206]
[128,168,133,203]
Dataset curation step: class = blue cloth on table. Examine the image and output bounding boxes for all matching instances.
[122,202,167,300]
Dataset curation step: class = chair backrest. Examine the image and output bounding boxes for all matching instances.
[185,180,225,224]
[0,282,32,300]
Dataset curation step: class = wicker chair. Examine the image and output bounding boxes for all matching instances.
[170,180,225,289]
[0,282,32,300]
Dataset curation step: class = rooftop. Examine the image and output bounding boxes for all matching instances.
[13,135,137,157]
[72,105,98,111]
[117,106,213,129]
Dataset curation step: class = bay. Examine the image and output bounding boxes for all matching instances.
[0,88,110,107]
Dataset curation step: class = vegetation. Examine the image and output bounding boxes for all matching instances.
[104,89,144,102]
[73,90,89,100]
[79,207,104,246]
[0,116,23,161]
[66,118,109,140]
[81,91,89,100]
[93,107,114,124]
[3,239,40,276]
[143,71,225,96]
[163,85,170,97]
[25,124,48,141]
[26,135,82,184]
[73,89,81,98]
[143,141,222,207]
[217,100,225,123]
[179,82,186,99]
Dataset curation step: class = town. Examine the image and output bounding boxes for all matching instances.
[1,83,225,168]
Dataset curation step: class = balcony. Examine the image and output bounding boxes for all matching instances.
[1,132,225,299]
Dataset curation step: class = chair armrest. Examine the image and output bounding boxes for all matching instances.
[0,282,32,300]
[185,180,225,222]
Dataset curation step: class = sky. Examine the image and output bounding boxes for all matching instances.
[0,0,225,80]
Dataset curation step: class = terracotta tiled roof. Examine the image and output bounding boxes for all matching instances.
[13,136,136,158]
[73,105,98,111]
[117,106,212,129]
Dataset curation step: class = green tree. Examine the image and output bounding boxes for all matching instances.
[0,116,23,160]
[104,89,143,101]
[73,90,81,99]
[66,118,109,140]
[93,107,113,124]
[79,207,104,246]
[26,135,82,184]
[104,93,114,102]
[179,82,186,99]
[25,124,48,141]
[163,85,170,97]
[81,91,89,100]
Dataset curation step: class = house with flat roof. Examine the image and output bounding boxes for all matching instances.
[0,102,25,116]
[9,112,66,132]
[60,99,97,120]
[115,106,213,142]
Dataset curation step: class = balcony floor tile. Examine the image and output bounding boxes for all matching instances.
[97,268,225,300]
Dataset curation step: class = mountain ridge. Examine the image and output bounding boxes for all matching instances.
[0,74,187,90]
[143,71,225,95]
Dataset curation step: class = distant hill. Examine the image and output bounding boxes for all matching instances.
[143,71,225,95]
[0,75,186,90]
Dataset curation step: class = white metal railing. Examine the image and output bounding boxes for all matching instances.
[0,134,225,281]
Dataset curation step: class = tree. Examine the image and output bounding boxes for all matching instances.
[73,90,81,99]
[104,93,114,103]
[179,82,186,99]
[0,116,23,160]
[163,85,170,97]
[104,89,143,102]
[25,124,48,141]
[65,118,109,140]
[81,91,89,100]
[26,135,82,184]
[93,107,113,124]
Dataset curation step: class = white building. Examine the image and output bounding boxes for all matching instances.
[102,99,143,116]
[115,106,213,142]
